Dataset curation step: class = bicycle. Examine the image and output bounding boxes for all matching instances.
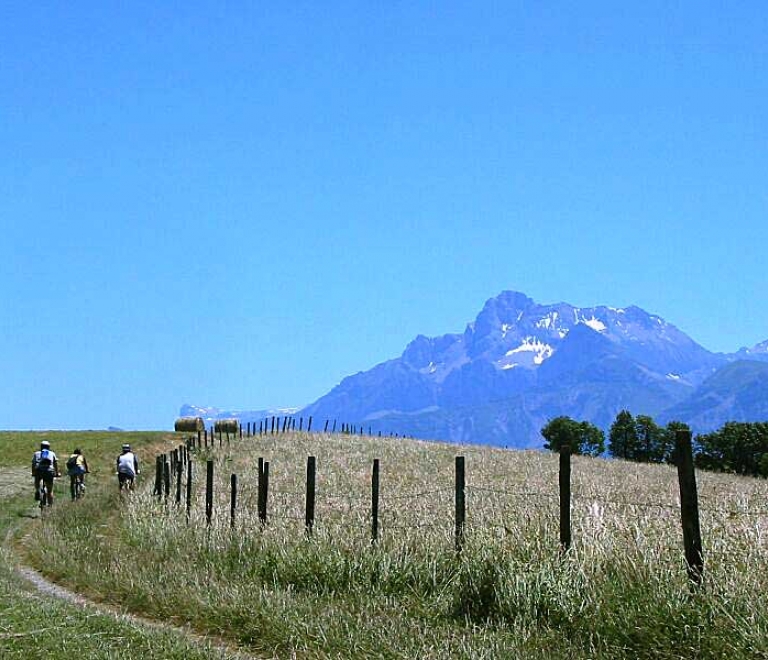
[39,480,51,513]
[71,472,86,500]
[118,472,135,492]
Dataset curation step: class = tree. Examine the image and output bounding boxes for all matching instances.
[694,422,768,476]
[634,415,666,463]
[608,410,638,459]
[662,420,690,465]
[541,416,605,457]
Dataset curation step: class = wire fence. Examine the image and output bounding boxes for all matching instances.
[150,430,768,586]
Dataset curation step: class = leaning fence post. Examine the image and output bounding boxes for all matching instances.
[163,456,171,503]
[205,459,214,526]
[230,473,238,529]
[305,456,316,536]
[455,456,465,554]
[371,458,380,543]
[676,429,704,586]
[559,444,572,552]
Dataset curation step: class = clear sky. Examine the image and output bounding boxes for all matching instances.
[1,2,767,430]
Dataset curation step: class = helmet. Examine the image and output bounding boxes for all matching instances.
[41,441,50,449]
[122,444,131,452]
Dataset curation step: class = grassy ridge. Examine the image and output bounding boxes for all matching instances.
[0,432,248,659]
[14,430,768,658]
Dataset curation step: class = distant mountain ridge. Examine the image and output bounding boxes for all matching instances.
[184,291,768,447]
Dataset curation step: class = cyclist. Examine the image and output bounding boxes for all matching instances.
[66,448,90,500]
[32,440,59,506]
[116,444,140,490]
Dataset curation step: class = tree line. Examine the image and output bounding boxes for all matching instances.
[541,412,768,477]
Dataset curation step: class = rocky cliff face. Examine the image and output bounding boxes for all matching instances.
[298,291,765,446]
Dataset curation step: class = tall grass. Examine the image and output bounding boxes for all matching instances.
[21,430,768,659]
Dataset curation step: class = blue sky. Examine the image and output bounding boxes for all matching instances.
[1,2,766,430]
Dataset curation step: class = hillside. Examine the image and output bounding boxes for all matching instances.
[13,428,768,660]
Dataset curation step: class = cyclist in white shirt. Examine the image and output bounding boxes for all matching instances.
[32,440,59,505]
[116,444,140,490]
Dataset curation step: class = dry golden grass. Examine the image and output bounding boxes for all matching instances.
[21,430,768,659]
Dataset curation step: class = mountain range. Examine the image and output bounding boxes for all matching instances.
[182,291,768,448]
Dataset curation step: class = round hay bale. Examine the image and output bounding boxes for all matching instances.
[214,418,239,434]
[175,416,204,432]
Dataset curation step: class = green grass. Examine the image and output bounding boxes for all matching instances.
[0,432,249,659]
[7,430,768,658]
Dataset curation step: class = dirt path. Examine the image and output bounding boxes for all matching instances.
[12,564,265,660]
[0,468,270,660]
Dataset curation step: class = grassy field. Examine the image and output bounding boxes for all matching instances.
[0,431,249,659]
[6,429,768,658]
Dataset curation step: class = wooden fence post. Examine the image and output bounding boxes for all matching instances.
[262,462,270,525]
[205,459,214,526]
[371,458,380,543]
[154,455,163,500]
[186,459,192,523]
[455,456,465,554]
[258,458,268,525]
[175,458,182,505]
[305,456,316,536]
[676,429,704,586]
[163,456,170,503]
[230,473,238,529]
[559,444,572,552]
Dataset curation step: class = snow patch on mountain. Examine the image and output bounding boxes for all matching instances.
[499,337,554,368]
[581,316,607,332]
[535,311,559,330]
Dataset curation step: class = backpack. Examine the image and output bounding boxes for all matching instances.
[66,455,78,471]
[38,449,53,470]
